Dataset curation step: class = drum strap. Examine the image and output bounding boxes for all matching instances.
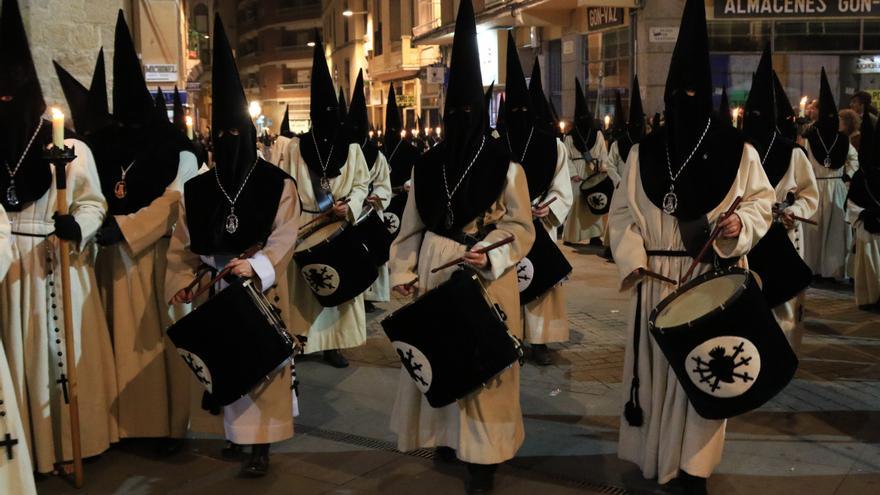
[624,282,644,427]
[305,166,335,213]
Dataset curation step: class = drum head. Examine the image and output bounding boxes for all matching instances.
[579,172,614,214]
[654,271,748,329]
[297,220,345,252]
[580,171,608,190]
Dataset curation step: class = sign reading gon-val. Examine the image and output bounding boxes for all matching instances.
[714,0,880,18]
[587,7,627,31]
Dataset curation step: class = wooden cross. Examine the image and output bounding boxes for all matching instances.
[0,432,18,460]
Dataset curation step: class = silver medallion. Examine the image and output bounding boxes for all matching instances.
[320,175,331,192]
[662,190,678,215]
[225,212,239,234]
[444,207,455,229]
[6,184,19,207]
[823,156,831,168]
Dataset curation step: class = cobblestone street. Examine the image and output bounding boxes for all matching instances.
[39,244,880,494]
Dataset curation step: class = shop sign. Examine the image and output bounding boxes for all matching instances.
[186,81,201,92]
[396,94,416,107]
[714,0,880,18]
[649,26,678,43]
[855,56,880,74]
[144,64,178,83]
[587,7,626,31]
[427,66,446,84]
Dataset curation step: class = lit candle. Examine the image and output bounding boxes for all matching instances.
[435,126,442,138]
[604,115,611,130]
[377,129,383,138]
[400,129,407,139]
[558,120,566,133]
[51,107,64,149]
[799,96,808,118]
[412,128,419,137]
[185,115,194,140]
[368,130,374,139]
[731,107,739,127]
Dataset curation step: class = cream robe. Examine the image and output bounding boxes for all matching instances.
[846,200,880,306]
[95,151,198,439]
[524,139,574,345]
[606,140,626,187]
[0,138,119,473]
[0,206,36,495]
[287,141,370,353]
[269,135,291,167]
[364,151,392,303]
[802,140,858,279]
[769,148,819,349]
[389,162,536,465]
[610,143,775,484]
[164,179,300,444]
[563,133,609,243]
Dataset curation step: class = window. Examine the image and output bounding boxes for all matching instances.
[239,37,258,57]
[708,21,771,52]
[280,0,320,8]
[389,0,402,44]
[775,21,860,52]
[192,3,209,33]
[374,0,384,57]
[866,20,880,50]
[280,29,312,48]
[344,1,350,43]
[585,28,631,116]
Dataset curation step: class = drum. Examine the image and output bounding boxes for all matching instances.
[517,219,572,304]
[649,267,798,420]
[381,269,523,408]
[166,279,296,406]
[353,205,393,266]
[579,171,614,215]
[294,220,379,307]
[384,192,407,241]
[747,222,812,308]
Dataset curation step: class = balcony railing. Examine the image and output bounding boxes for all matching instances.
[413,0,441,38]
[279,82,311,91]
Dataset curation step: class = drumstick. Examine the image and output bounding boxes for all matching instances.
[774,205,818,226]
[430,236,515,273]
[534,197,558,210]
[680,196,743,284]
[299,197,351,231]
[174,243,263,303]
[638,268,677,285]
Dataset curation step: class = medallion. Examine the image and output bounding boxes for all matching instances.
[662,190,678,215]
[444,207,455,229]
[114,180,127,199]
[823,156,831,168]
[6,184,19,207]
[225,212,239,234]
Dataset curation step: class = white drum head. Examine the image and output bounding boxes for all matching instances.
[580,172,608,190]
[655,273,747,328]
[296,220,344,252]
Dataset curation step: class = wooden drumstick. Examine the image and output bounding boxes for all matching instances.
[430,236,515,273]
[534,197,558,210]
[638,268,677,285]
[174,243,263,303]
[680,196,743,284]
[299,197,351,231]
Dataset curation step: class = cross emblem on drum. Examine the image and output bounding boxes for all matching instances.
[587,192,607,211]
[398,348,429,388]
[304,266,337,293]
[691,341,754,393]
[182,352,211,387]
[383,212,400,234]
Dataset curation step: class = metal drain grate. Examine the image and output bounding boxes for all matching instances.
[296,423,644,494]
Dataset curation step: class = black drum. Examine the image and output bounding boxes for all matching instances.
[579,171,614,215]
[747,222,812,308]
[381,269,523,408]
[167,279,296,406]
[517,219,572,304]
[384,192,407,241]
[649,267,798,420]
[354,206,393,266]
[294,220,379,307]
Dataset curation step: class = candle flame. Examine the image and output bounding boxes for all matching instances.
[604,115,611,128]
[51,107,63,118]
[185,116,193,126]
[558,121,566,132]
[799,96,808,106]
[412,128,419,136]
[435,126,442,136]
[400,130,407,138]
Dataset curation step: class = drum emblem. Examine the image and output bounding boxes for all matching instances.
[383,212,401,234]
[177,349,213,393]
[302,264,341,296]
[391,341,433,393]
[686,336,761,398]
[516,258,535,292]
[587,192,608,211]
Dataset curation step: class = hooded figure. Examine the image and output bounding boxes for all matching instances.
[847,110,880,307]
[154,87,169,122]
[612,91,626,141]
[0,0,121,477]
[279,104,294,138]
[571,77,599,153]
[801,68,859,279]
[165,13,299,477]
[384,83,420,188]
[483,81,495,131]
[54,48,111,135]
[619,75,646,163]
[388,1,535,489]
[53,62,90,137]
[504,29,573,362]
[345,70,378,167]
[529,60,555,134]
[384,83,403,151]
[718,86,732,128]
[172,86,186,134]
[337,87,348,121]
[772,72,798,141]
[609,0,776,489]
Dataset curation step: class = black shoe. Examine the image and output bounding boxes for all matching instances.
[323,349,349,368]
[589,237,603,247]
[466,463,497,494]
[240,444,270,478]
[434,446,457,464]
[531,344,553,366]
[600,246,613,260]
[221,441,244,460]
[680,472,709,495]
[156,437,185,457]
[364,301,377,313]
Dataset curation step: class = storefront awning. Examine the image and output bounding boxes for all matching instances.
[370,69,421,83]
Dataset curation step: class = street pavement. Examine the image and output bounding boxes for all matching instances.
[38,243,880,494]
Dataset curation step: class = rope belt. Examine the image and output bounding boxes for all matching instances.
[645,249,689,257]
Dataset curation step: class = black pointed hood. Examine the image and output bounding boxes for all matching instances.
[154,87,168,122]
[280,104,293,138]
[414,0,509,234]
[0,0,52,210]
[54,62,89,136]
[113,10,155,126]
[612,91,626,135]
[173,86,186,133]
[718,86,731,128]
[385,83,403,149]
[496,93,506,132]
[773,71,797,140]
[309,30,339,140]
[86,48,111,133]
[484,81,494,129]
[529,59,554,133]
[848,108,880,215]
[618,76,645,162]
[806,67,848,169]
[743,44,776,152]
[338,87,347,121]
[651,112,662,132]
[344,69,378,167]
[572,77,597,152]
[504,31,530,115]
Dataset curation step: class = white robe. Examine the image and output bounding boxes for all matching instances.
[801,140,858,279]
[286,140,371,353]
[0,138,119,473]
[563,133,609,243]
[0,205,37,495]
[606,140,626,187]
[523,139,574,345]
[389,162,536,465]
[769,148,819,350]
[846,200,880,306]
[610,143,775,484]
[95,151,198,439]
[364,151,392,303]
[269,135,291,167]
[164,179,300,444]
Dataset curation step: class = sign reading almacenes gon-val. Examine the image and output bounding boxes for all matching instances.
[715,0,880,17]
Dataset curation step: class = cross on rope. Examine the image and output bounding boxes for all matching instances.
[0,432,18,460]
[57,373,70,404]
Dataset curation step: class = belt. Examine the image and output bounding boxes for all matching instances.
[816,175,844,180]
[645,249,689,257]
[12,231,54,238]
